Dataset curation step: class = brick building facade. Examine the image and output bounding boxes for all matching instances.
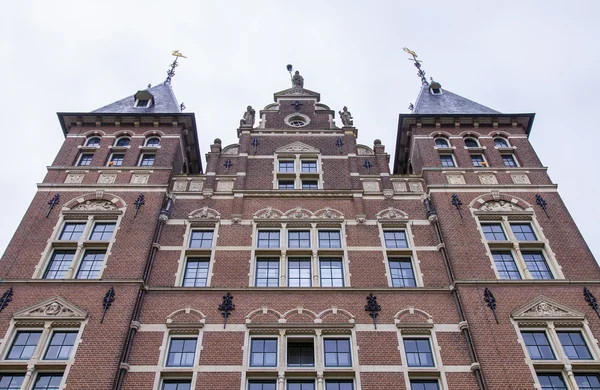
[0,68,598,390]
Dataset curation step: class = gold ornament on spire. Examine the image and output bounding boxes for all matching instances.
[403,46,428,86]
[172,50,187,58]
[165,50,187,85]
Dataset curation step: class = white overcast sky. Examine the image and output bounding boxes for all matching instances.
[0,1,598,261]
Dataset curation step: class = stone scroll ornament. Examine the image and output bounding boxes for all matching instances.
[338,106,354,126]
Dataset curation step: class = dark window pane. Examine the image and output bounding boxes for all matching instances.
[250,339,277,367]
[494,138,509,148]
[502,154,518,167]
[0,374,25,390]
[302,180,318,190]
[491,251,521,280]
[90,222,115,240]
[287,340,314,367]
[575,374,600,390]
[464,138,479,148]
[115,137,130,147]
[384,231,408,248]
[183,259,209,287]
[434,138,449,147]
[287,381,315,390]
[7,331,41,360]
[288,231,311,248]
[257,231,280,248]
[249,381,277,390]
[146,137,160,147]
[440,155,455,167]
[189,231,213,248]
[76,250,105,279]
[278,180,295,190]
[162,381,191,390]
[324,339,351,367]
[320,259,344,287]
[166,338,197,367]
[32,374,63,390]
[140,154,155,166]
[471,154,485,167]
[86,137,101,147]
[389,259,416,287]
[44,250,75,279]
[522,332,555,360]
[78,153,94,166]
[109,153,124,166]
[481,224,506,241]
[59,223,86,241]
[403,338,434,367]
[256,259,279,287]
[326,381,354,390]
[510,224,537,241]
[522,251,553,279]
[410,380,440,390]
[318,231,341,248]
[44,332,77,360]
[538,374,567,390]
[557,331,592,359]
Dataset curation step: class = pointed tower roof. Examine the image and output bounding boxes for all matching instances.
[93,82,181,114]
[413,83,500,115]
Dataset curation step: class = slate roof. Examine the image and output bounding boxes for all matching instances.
[93,82,181,114]
[413,85,500,115]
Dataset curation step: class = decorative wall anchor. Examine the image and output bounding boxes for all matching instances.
[101,287,115,323]
[335,138,344,154]
[451,194,463,219]
[291,100,303,113]
[536,194,549,218]
[363,160,372,174]
[251,138,260,154]
[584,287,600,318]
[365,293,381,329]
[46,193,60,217]
[224,160,233,173]
[483,288,498,324]
[218,292,235,329]
[134,194,145,218]
[0,288,13,313]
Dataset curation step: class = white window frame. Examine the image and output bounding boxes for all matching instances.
[273,154,323,190]
[107,152,125,167]
[175,222,218,288]
[138,153,156,167]
[145,136,161,147]
[396,329,448,390]
[163,335,199,368]
[378,224,423,288]
[439,153,457,168]
[464,137,481,148]
[85,136,101,147]
[501,153,520,167]
[114,136,131,147]
[76,152,94,166]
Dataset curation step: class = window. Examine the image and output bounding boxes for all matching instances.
[287,339,314,367]
[77,153,93,166]
[7,331,41,360]
[162,381,191,390]
[76,250,105,279]
[464,138,479,148]
[278,180,295,190]
[403,338,434,367]
[324,338,351,367]
[108,153,124,166]
[522,251,553,279]
[145,137,160,147]
[59,223,86,241]
[115,137,130,147]
[301,161,318,173]
[189,230,213,248]
[558,331,592,360]
[575,374,600,389]
[502,154,518,167]
[491,251,521,280]
[135,99,149,107]
[384,231,408,248]
[511,223,537,241]
[320,259,344,287]
[166,338,197,367]
[522,331,555,360]
[257,231,280,248]
[389,259,416,287]
[139,154,155,166]
[250,339,277,367]
[471,154,486,167]
[256,258,279,287]
[434,138,449,148]
[249,381,277,390]
[90,222,115,240]
[44,332,76,360]
[279,161,295,172]
[537,374,567,390]
[86,137,101,147]
[288,231,310,248]
[0,375,24,390]
[183,259,209,287]
[482,224,507,241]
[288,119,307,127]
[439,155,455,167]
[410,381,440,390]
[287,382,315,390]
[32,374,63,390]
[44,250,75,279]
[494,137,509,148]
[319,231,341,248]
[325,382,353,390]
[302,180,318,190]
[288,258,311,287]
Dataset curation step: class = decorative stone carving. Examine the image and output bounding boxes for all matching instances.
[173,181,187,192]
[511,174,530,184]
[523,302,569,317]
[446,174,466,185]
[393,181,407,192]
[72,200,117,211]
[377,207,408,220]
[276,141,320,154]
[292,70,304,88]
[409,182,423,192]
[479,200,523,212]
[478,174,498,185]
[189,206,218,219]
[65,173,84,184]
[222,146,239,155]
[512,297,584,320]
[362,181,380,192]
[217,180,234,192]
[256,207,282,219]
[289,207,309,219]
[338,106,354,126]
[239,106,255,128]
[14,297,88,321]
[131,174,149,184]
[98,173,117,184]
[357,145,374,156]
[189,181,204,192]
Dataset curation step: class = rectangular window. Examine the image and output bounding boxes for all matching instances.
[510,223,537,241]
[189,230,213,248]
[287,339,314,367]
[256,258,280,287]
[502,154,518,167]
[324,339,351,367]
[77,153,93,166]
[522,331,555,360]
[384,231,408,248]
[537,374,567,390]
[279,161,295,172]
[0,375,24,390]
[257,231,280,248]
[166,338,197,367]
[7,331,41,360]
[139,154,155,166]
[410,381,440,390]
[301,161,318,172]
[249,381,277,390]
[108,153,124,166]
[471,154,485,167]
[389,259,417,287]
[575,374,600,390]
[288,231,310,248]
[288,382,315,390]
[162,381,191,390]
[32,374,63,390]
[288,258,311,287]
[325,382,353,390]
[301,180,318,190]
[278,180,295,190]
[482,223,506,241]
[440,155,455,167]
[318,231,341,248]
[320,259,344,287]
[250,339,277,367]
[491,251,521,280]
[44,250,75,279]
[557,331,592,360]
[403,338,434,367]
[183,258,209,287]
[89,222,115,240]
[59,223,86,241]
[522,251,553,279]
[44,332,77,360]
[76,250,105,279]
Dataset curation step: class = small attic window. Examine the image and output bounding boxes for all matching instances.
[429,81,443,95]
[135,99,150,108]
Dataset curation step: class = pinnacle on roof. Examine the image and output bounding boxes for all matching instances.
[412,81,500,115]
[92,83,181,114]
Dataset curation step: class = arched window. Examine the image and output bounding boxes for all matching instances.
[494,137,509,148]
[434,138,449,148]
[464,138,480,148]
[115,137,130,147]
[85,137,101,147]
[145,137,161,147]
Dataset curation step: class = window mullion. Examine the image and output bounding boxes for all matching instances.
[513,245,532,279]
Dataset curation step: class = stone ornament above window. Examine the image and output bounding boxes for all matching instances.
[408,182,423,192]
[188,206,220,220]
[131,173,149,184]
[98,173,117,184]
[478,173,498,185]
[512,296,584,320]
[357,145,374,156]
[65,173,85,184]
[13,296,88,321]
[376,207,409,221]
[511,174,531,184]
[173,181,188,192]
[189,181,204,192]
[72,200,118,211]
[393,181,407,192]
[446,174,465,185]
[253,206,343,220]
[479,200,523,212]
[276,141,320,154]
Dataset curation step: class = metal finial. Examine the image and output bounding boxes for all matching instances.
[335,138,344,154]
[536,194,549,218]
[403,47,429,86]
[451,194,463,219]
[165,50,187,85]
[180,102,186,111]
[365,293,381,329]
[251,138,260,154]
[584,287,600,318]
[0,288,14,313]
[483,288,499,324]
[224,160,233,173]
[46,193,60,218]
[218,292,235,329]
[134,194,145,218]
[363,160,372,174]
[287,64,294,83]
[291,100,303,112]
[101,287,116,323]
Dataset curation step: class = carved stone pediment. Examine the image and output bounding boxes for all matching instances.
[14,297,88,321]
[479,200,523,212]
[512,296,585,321]
[188,206,220,220]
[254,207,284,219]
[285,207,313,219]
[376,207,409,221]
[276,142,320,154]
[72,200,118,211]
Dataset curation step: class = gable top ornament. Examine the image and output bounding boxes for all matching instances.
[13,296,88,321]
[511,296,584,321]
[292,70,304,88]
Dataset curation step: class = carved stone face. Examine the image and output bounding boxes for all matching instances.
[44,302,61,316]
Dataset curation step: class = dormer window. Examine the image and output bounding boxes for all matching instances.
[434,138,450,148]
[86,137,101,147]
[133,89,154,108]
[115,137,131,147]
[429,81,443,95]
[135,99,150,108]
[464,138,480,148]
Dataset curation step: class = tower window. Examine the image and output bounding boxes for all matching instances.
[440,155,456,167]
[32,374,63,390]
[389,258,416,287]
[44,250,75,279]
[115,137,130,147]
[0,375,24,389]
[77,153,94,166]
[301,180,318,190]
[510,223,537,241]
[287,339,315,367]
[59,223,86,241]
[183,258,209,287]
[434,138,449,148]
[7,331,41,360]
[471,154,486,167]
[323,338,352,367]
[492,251,521,280]
[494,137,509,148]
[301,161,318,172]
[257,231,280,248]
[383,231,408,248]
[255,258,280,287]
[250,339,277,367]
[522,251,553,280]
[320,258,344,287]
[288,258,312,287]
[76,250,105,279]
[279,161,295,172]
[139,154,155,167]
[145,137,160,147]
[482,224,507,241]
[189,230,213,248]
[288,231,310,248]
[85,137,101,147]
[90,223,115,240]
[162,380,191,390]
[318,231,341,248]
[166,338,197,367]
[575,374,600,389]
[44,332,77,360]
[502,154,518,167]
[464,138,480,148]
[278,180,295,190]
[108,153,124,167]
[410,381,440,390]
[557,331,592,360]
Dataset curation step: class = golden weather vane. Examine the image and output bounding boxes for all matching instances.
[403,46,428,86]
[165,50,187,85]
[172,50,187,58]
